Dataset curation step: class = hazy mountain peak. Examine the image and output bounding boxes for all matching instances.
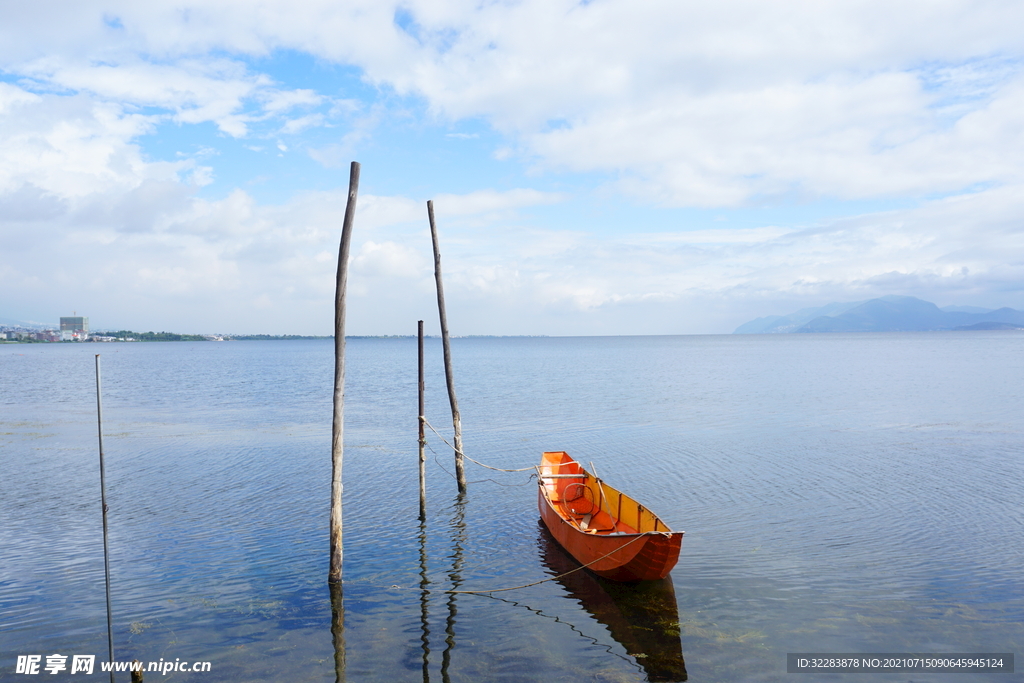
[735,297,1023,333]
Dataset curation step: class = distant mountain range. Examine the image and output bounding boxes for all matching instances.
[0,316,49,330]
[734,296,1024,334]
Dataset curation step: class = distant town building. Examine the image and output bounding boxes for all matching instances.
[60,316,89,341]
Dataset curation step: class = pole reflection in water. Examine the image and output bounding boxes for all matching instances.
[538,524,688,682]
[329,581,346,683]
[418,517,431,683]
[441,493,467,683]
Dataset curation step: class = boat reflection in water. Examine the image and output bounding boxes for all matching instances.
[538,524,688,682]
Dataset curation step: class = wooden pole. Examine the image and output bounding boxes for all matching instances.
[94,355,115,683]
[417,517,431,683]
[329,581,347,683]
[330,161,360,584]
[427,200,467,493]
[441,493,467,678]
[418,320,427,520]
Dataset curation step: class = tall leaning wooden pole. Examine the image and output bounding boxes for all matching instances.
[427,200,467,493]
[329,161,360,584]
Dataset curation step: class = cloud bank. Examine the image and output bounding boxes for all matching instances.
[1,1,1023,333]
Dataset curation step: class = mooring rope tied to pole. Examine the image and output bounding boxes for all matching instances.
[431,452,534,487]
[421,417,535,473]
[417,420,651,594]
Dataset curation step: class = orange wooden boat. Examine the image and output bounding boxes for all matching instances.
[537,451,683,582]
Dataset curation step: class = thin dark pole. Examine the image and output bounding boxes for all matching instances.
[426,201,467,493]
[330,161,360,584]
[417,517,431,683]
[418,320,427,520]
[95,355,115,683]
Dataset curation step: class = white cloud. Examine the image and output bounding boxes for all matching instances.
[280,113,325,135]
[352,240,429,278]
[390,184,1024,332]
[627,227,795,246]
[3,156,1022,334]
[432,188,565,216]
[2,0,1024,334]
[260,87,322,114]
[17,57,261,136]
[385,0,1024,205]
[5,1,1024,204]
[0,82,179,198]
[0,147,583,332]
[307,102,385,168]
[9,53,333,139]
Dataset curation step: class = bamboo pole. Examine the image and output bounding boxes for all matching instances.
[427,200,467,493]
[94,355,116,683]
[329,161,360,584]
[418,320,427,520]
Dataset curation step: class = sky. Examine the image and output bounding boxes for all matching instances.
[2,1,1023,335]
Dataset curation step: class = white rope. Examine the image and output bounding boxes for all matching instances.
[421,417,535,473]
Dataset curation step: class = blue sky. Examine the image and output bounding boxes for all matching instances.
[2,1,1023,335]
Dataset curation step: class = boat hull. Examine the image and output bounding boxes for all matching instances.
[537,452,682,582]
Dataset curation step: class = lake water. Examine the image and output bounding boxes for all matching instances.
[2,333,1022,682]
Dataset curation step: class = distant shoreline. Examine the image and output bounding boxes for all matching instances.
[4,330,1024,345]
[1,333,557,343]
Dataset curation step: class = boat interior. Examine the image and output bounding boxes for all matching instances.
[539,451,670,536]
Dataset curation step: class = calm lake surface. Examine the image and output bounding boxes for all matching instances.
[2,333,1022,681]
